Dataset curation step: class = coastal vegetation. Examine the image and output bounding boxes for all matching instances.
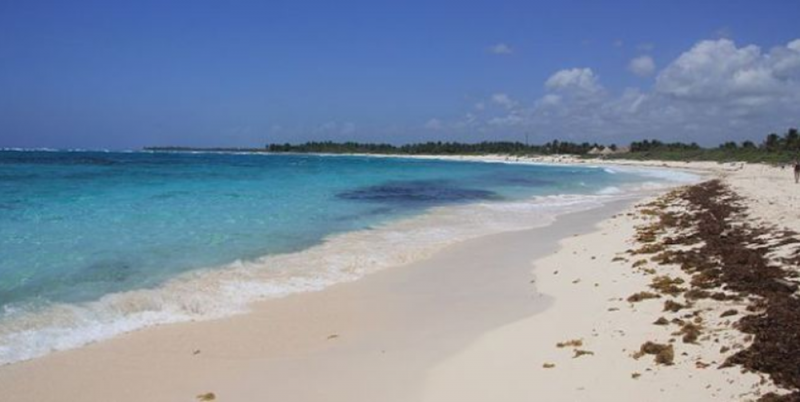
[264,140,609,156]
[146,128,800,164]
[607,128,800,163]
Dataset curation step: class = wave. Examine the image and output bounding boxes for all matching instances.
[596,186,622,195]
[605,165,701,183]
[0,189,639,365]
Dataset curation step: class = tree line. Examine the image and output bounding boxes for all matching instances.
[265,140,615,155]
[147,128,800,163]
[616,128,800,162]
[266,128,800,162]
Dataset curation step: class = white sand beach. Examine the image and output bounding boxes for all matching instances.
[1,158,798,402]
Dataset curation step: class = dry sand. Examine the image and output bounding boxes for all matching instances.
[2,157,798,401]
[421,195,767,402]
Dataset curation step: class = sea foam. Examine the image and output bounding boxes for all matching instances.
[0,151,698,365]
[0,190,631,365]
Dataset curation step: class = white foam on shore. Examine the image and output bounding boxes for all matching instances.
[596,186,622,195]
[610,166,699,183]
[0,171,689,365]
[361,154,703,185]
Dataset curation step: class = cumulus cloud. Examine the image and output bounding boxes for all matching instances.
[545,68,603,94]
[654,38,800,111]
[488,43,514,55]
[446,38,800,145]
[628,55,656,76]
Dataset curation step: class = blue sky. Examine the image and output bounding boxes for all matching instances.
[1,1,800,149]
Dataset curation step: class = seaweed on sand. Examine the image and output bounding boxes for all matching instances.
[676,322,702,344]
[663,299,687,312]
[556,339,583,348]
[634,342,674,365]
[649,275,686,296]
[627,291,661,303]
[635,180,800,400]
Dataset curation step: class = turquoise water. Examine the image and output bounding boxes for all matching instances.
[0,150,678,363]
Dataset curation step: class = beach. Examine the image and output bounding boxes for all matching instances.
[4,1,799,400]
[1,157,798,401]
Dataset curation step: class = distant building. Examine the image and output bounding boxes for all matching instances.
[588,146,630,156]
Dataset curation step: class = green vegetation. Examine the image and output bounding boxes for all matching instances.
[607,128,800,163]
[265,140,610,155]
[146,128,800,164]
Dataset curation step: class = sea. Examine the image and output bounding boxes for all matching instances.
[0,150,696,364]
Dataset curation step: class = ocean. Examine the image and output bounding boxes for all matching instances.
[0,150,692,364]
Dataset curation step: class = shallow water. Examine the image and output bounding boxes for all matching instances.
[0,150,680,363]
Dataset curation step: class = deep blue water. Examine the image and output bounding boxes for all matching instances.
[0,150,661,363]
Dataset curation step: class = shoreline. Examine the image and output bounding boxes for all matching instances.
[421,185,764,401]
[0,172,650,366]
[0,193,642,402]
[0,154,684,366]
[422,161,800,401]
[8,155,795,401]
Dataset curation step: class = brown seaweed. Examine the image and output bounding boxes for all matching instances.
[633,180,800,400]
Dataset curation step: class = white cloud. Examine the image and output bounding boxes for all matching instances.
[488,43,514,55]
[545,68,602,94]
[445,38,800,145]
[628,55,656,76]
[488,114,524,127]
[537,94,561,107]
[654,38,799,107]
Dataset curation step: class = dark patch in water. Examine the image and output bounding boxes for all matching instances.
[337,180,501,206]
